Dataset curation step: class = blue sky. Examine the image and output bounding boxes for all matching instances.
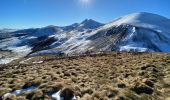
[0,0,169,29]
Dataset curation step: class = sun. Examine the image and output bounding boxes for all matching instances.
[80,0,91,4]
[81,0,90,3]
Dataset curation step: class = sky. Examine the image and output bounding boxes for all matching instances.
[0,0,170,29]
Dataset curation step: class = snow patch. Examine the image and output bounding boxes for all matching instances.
[3,86,38,99]
[12,86,37,95]
[20,57,33,64]
[119,45,148,52]
[0,46,32,64]
[32,61,44,64]
[52,90,76,100]
[52,91,62,100]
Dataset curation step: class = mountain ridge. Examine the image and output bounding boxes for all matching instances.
[1,12,170,64]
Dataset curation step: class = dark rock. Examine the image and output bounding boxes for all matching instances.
[143,79,154,87]
[60,88,75,100]
[117,83,126,88]
[131,84,153,94]
[141,64,156,70]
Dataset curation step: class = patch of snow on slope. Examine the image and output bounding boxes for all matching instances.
[60,37,91,54]
[0,37,20,48]
[0,45,32,64]
[118,26,150,52]
[25,36,37,40]
[118,24,170,52]
[20,57,33,64]
[0,58,17,64]
[119,45,148,52]
[32,61,43,64]
[7,45,32,57]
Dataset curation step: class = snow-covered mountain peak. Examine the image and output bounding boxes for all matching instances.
[63,19,104,32]
[80,19,103,28]
[81,19,98,24]
[1,12,170,64]
[104,12,170,33]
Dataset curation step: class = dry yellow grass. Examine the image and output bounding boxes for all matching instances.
[0,52,170,100]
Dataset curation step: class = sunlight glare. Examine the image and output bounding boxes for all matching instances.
[80,0,91,5]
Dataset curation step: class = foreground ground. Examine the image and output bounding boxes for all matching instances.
[0,52,170,100]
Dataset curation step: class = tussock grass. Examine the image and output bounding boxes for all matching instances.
[0,52,170,99]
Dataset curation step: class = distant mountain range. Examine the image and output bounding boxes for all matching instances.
[1,12,170,64]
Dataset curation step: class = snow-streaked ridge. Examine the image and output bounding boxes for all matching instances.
[104,12,170,33]
[1,12,170,64]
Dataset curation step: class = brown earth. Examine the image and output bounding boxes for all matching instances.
[0,52,170,100]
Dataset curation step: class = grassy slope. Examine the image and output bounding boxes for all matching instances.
[0,52,170,100]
